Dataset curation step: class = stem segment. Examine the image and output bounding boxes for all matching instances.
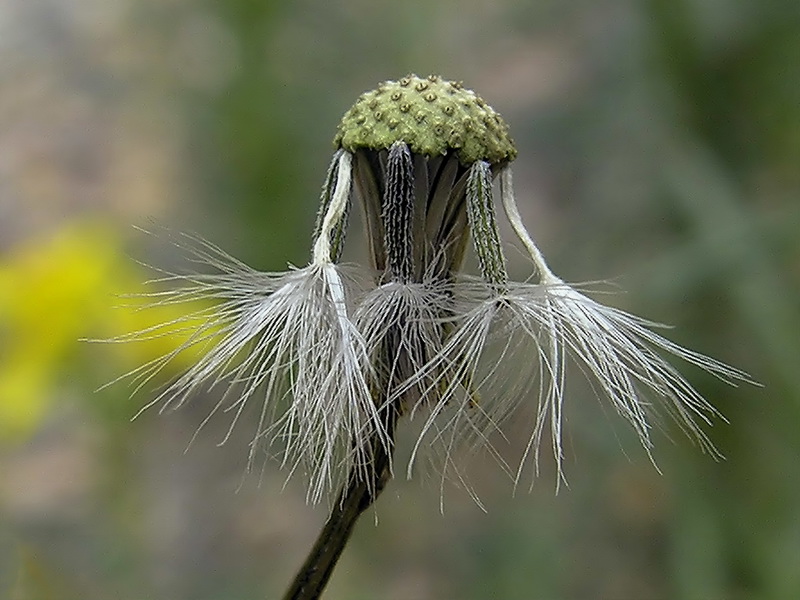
[282,412,397,600]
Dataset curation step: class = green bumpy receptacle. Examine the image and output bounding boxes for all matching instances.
[334,75,517,166]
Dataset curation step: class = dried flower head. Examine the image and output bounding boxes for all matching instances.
[116,75,753,502]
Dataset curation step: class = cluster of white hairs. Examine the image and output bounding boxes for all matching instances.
[108,143,753,505]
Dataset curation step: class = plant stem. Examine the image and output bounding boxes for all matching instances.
[282,412,397,600]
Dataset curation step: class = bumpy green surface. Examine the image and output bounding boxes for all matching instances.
[334,75,517,165]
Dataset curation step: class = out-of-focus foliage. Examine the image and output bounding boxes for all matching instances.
[1,0,798,599]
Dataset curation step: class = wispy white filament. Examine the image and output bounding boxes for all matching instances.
[499,167,555,283]
[355,279,451,411]
[403,166,755,490]
[109,168,389,503]
[313,151,353,265]
[403,276,753,492]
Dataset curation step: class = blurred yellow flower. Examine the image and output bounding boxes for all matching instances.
[0,221,210,442]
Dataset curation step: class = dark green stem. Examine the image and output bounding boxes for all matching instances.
[282,413,397,600]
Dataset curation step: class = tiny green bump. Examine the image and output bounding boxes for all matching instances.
[334,74,517,164]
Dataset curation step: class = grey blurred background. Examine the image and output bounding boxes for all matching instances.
[1,0,798,598]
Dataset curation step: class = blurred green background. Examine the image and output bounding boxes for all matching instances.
[1,0,798,598]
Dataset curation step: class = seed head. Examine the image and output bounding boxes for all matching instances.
[334,74,517,165]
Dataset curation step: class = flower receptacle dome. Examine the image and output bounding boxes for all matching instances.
[334,75,518,165]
